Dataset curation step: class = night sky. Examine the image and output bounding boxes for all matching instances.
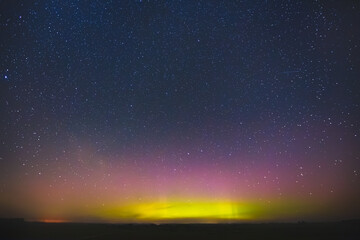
[0,0,360,223]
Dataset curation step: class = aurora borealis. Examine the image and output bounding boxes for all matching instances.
[0,1,360,223]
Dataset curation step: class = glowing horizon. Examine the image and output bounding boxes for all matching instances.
[25,197,338,224]
[26,200,310,223]
[1,146,359,223]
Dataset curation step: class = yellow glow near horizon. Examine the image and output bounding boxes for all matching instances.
[30,198,320,223]
[88,198,321,223]
[98,200,256,222]
[135,201,245,220]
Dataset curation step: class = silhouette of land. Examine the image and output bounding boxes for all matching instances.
[1,218,359,240]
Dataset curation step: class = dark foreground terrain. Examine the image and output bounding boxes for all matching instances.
[0,219,359,240]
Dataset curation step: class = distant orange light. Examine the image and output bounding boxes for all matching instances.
[41,219,67,223]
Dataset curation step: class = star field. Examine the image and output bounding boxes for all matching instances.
[0,0,360,222]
